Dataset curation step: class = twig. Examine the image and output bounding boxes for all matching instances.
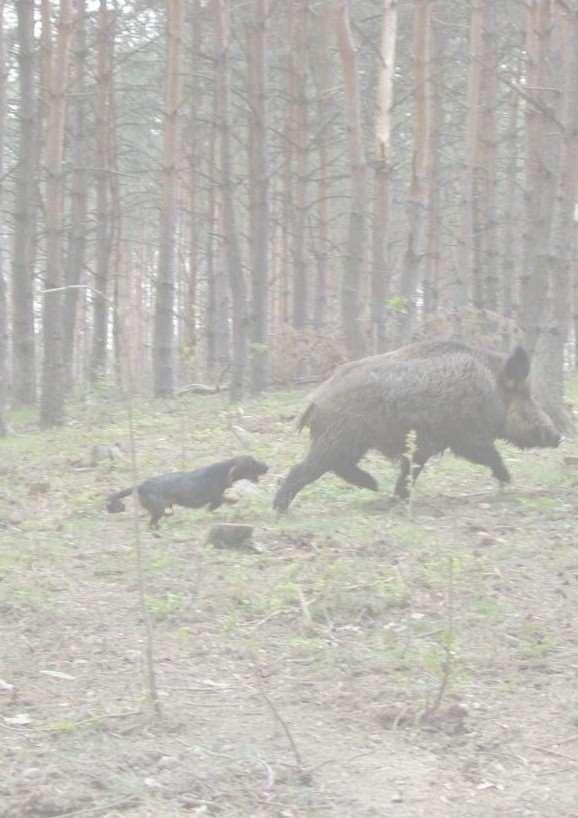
[252,662,307,776]
[424,556,455,719]
[529,745,578,764]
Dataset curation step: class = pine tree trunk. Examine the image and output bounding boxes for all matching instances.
[310,10,333,329]
[423,13,442,318]
[520,0,560,356]
[292,0,309,330]
[90,0,114,384]
[537,5,578,435]
[12,0,37,407]
[0,0,7,434]
[248,0,269,391]
[63,0,88,393]
[501,86,520,326]
[183,0,201,379]
[398,0,431,343]
[153,0,184,396]
[215,0,247,401]
[40,0,73,427]
[335,0,367,359]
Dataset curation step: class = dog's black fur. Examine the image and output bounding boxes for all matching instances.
[106,455,268,530]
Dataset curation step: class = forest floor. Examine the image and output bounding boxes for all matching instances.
[2,385,578,818]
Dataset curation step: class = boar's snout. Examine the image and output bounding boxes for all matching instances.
[535,415,562,449]
[519,418,560,449]
[506,399,561,450]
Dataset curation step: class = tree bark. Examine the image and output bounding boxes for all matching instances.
[398,0,431,343]
[90,0,114,384]
[183,0,201,379]
[309,9,333,329]
[153,0,184,396]
[0,0,6,433]
[40,0,73,427]
[335,0,367,359]
[537,5,577,434]
[63,0,88,393]
[247,0,269,391]
[371,0,398,350]
[520,0,559,356]
[423,11,442,319]
[12,0,37,407]
[291,0,309,330]
[215,0,247,401]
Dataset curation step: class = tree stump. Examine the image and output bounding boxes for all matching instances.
[207,523,257,552]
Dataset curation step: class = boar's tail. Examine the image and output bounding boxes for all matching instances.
[297,402,315,432]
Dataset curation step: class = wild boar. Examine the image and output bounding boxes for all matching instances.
[273,341,560,511]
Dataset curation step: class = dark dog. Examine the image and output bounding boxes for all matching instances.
[107,455,268,530]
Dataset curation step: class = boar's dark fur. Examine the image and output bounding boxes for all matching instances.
[273,340,560,511]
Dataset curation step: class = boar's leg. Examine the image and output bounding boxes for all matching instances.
[274,436,370,511]
[273,455,329,512]
[332,463,379,492]
[450,440,511,486]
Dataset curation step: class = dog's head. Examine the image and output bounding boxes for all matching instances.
[228,455,269,484]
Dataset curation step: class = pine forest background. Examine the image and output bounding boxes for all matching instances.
[0,0,577,432]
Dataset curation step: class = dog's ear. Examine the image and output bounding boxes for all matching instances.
[227,464,241,485]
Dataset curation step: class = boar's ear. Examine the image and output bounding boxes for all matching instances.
[503,346,531,384]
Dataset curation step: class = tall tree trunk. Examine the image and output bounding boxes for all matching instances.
[90,0,114,384]
[63,0,88,392]
[205,91,230,375]
[0,265,6,434]
[215,0,247,401]
[153,0,184,397]
[501,85,520,325]
[462,0,484,310]
[537,5,577,435]
[310,10,333,329]
[398,0,431,343]
[279,3,296,329]
[520,0,559,355]
[480,2,498,311]
[371,0,398,350]
[40,0,73,427]
[291,0,309,330]
[335,0,367,359]
[423,11,442,319]
[12,0,37,407]
[108,49,122,390]
[183,0,201,378]
[0,0,6,434]
[248,0,269,391]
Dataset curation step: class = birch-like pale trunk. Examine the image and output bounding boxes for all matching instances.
[371,0,397,350]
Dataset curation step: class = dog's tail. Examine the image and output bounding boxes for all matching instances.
[106,487,133,514]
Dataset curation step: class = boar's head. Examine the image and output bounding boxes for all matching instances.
[499,347,561,449]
